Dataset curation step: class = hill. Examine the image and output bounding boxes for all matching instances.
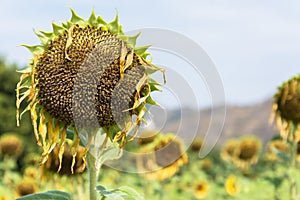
[150,100,279,146]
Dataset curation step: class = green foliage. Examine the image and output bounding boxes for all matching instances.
[0,58,19,96]
[0,135,299,199]
[16,190,73,200]
[96,185,144,200]
[0,57,32,136]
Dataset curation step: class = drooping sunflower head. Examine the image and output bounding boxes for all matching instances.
[137,134,188,181]
[232,136,261,169]
[16,9,164,171]
[272,76,300,140]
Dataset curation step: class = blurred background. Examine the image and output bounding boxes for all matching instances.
[1,0,300,107]
[0,0,299,199]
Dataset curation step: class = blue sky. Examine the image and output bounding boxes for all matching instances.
[1,0,299,108]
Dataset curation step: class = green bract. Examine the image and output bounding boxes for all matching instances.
[16,9,164,172]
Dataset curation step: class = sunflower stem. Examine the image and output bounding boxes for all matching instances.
[289,122,297,200]
[86,131,109,200]
[87,151,99,200]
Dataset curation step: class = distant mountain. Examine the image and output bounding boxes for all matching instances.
[150,100,279,146]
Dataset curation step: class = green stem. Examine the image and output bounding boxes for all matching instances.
[87,152,99,200]
[289,122,297,200]
[271,165,280,200]
[86,132,108,200]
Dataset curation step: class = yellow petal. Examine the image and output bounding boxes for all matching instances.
[38,110,47,147]
[16,73,30,127]
[40,121,60,165]
[57,127,67,172]
[71,130,80,174]
[30,101,41,146]
[81,135,93,170]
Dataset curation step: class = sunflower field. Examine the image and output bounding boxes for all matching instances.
[0,9,300,200]
[1,121,300,199]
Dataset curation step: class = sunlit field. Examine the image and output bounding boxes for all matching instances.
[1,127,300,199]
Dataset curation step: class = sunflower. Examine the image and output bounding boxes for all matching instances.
[272,76,300,200]
[272,76,300,140]
[0,134,23,158]
[16,9,164,170]
[15,179,38,198]
[137,134,188,181]
[24,166,40,180]
[232,136,261,169]
[220,139,239,163]
[266,139,289,162]
[225,174,239,196]
[189,137,203,152]
[201,158,213,171]
[194,181,209,199]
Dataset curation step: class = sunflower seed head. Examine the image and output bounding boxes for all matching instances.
[16,9,164,168]
[36,25,146,128]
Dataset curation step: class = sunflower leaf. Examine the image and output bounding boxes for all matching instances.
[96,185,107,192]
[117,186,145,200]
[96,185,144,200]
[16,190,73,200]
[98,140,122,166]
[271,146,291,162]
